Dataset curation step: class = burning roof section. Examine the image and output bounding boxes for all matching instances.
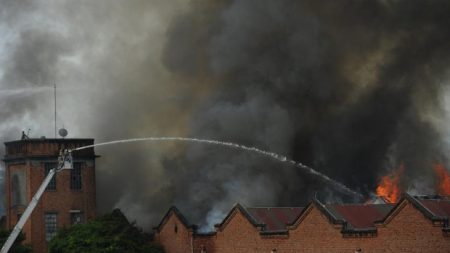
[374,194,450,233]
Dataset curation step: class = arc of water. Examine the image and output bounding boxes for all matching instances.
[72,137,363,198]
[0,87,53,97]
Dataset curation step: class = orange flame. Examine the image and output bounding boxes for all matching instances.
[376,164,404,203]
[434,164,450,196]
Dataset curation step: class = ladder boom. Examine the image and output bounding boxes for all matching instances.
[0,168,56,253]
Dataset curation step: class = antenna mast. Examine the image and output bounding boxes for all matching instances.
[54,83,57,138]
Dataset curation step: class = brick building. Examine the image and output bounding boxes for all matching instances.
[3,138,97,253]
[154,194,450,253]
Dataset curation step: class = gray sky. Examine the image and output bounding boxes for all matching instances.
[1,0,450,230]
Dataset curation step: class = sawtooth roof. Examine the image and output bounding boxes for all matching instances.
[246,207,304,231]
[418,198,450,218]
[325,204,394,229]
[155,194,450,236]
[153,206,196,232]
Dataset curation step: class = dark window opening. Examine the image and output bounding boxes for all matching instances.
[11,174,22,205]
[44,212,57,241]
[70,211,83,225]
[70,162,83,190]
[45,163,57,190]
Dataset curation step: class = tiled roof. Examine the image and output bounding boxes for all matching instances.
[246,207,303,231]
[326,204,394,229]
[155,194,450,235]
[417,198,450,218]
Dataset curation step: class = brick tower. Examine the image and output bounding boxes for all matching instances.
[3,137,97,253]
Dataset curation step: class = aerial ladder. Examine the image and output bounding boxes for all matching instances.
[0,149,73,253]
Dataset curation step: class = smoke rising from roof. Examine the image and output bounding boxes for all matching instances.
[1,0,450,229]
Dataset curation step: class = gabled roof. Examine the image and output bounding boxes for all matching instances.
[291,197,392,234]
[154,194,450,236]
[310,198,343,225]
[376,193,450,226]
[326,204,393,229]
[153,206,196,232]
[213,204,305,235]
[246,207,304,232]
[214,203,265,231]
[417,198,450,219]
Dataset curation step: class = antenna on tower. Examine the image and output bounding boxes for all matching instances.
[54,83,57,138]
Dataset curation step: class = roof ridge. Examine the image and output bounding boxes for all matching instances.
[214,203,265,230]
[406,194,440,219]
[153,206,196,232]
[314,197,345,225]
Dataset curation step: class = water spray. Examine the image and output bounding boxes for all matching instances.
[72,137,363,198]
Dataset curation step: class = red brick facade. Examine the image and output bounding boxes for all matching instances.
[155,208,194,253]
[155,195,450,253]
[4,138,97,253]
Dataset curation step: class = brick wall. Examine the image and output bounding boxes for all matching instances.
[375,201,450,252]
[155,212,193,253]
[28,161,96,253]
[156,199,450,253]
[286,205,370,253]
[4,139,96,253]
[193,234,215,253]
[214,209,261,253]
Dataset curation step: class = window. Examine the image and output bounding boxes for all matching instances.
[44,213,57,241]
[45,163,57,190]
[70,210,83,225]
[11,170,26,206]
[70,162,83,190]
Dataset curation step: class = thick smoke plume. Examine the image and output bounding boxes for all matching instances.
[1,0,450,229]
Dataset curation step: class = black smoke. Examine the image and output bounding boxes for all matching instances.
[1,0,450,229]
[160,0,450,227]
